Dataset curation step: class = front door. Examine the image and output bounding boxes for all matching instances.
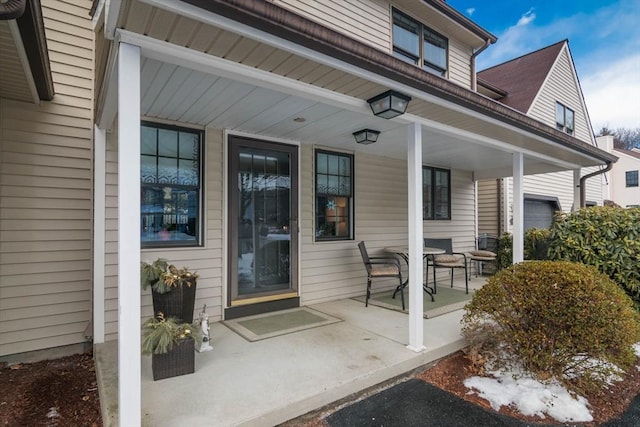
[227,136,298,314]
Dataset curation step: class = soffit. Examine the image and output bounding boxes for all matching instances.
[0,20,33,103]
[118,1,610,177]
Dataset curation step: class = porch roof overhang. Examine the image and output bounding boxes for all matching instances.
[0,0,54,103]
[96,0,616,180]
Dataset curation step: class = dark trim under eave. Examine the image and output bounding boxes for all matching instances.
[16,0,55,101]
[180,0,616,165]
[0,0,26,20]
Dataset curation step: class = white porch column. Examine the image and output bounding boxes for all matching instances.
[512,153,524,263]
[93,125,106,344]
[407,122,425,352]
[573,169,581,211]
[117,42,141,427]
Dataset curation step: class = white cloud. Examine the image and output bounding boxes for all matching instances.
[466,7,476,16]
[582,54,640,129]
[516,8,536,26]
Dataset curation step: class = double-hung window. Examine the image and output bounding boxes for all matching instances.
[423,166,451,220]
[555,102,575,135]
[626,170,639,187]
[392,9,448,77]
[315,150,353,241]
[140,122,203,247]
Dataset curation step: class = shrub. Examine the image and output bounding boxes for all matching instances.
[495,233,512,270]
[495,228,552,270]
[549,206,640,304]
[462,261,640,394]
[524,228,552,260]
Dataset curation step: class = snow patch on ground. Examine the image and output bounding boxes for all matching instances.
[464,342,640,423]
[464,369,593,423]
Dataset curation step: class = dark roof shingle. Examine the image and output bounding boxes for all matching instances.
[478,40,566,113]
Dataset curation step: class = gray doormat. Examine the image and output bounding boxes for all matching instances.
[352,285,473,318]
[223,307,342,342]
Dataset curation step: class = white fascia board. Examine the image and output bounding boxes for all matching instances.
[116,29,583,170]
[96,43,119,130]
[115,29,369,115]
[404,112,583,170]
[104,0,122,40]
[7,20,39,104]
[141,0,605,167]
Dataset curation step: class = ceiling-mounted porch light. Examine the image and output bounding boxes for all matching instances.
[352,129,380,145]
[366,90,411,119]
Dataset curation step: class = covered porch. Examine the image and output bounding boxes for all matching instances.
[90,1,616,425]
[96,276,485,426]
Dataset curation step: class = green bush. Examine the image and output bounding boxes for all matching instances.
[524,228,552,260]
[549,207,640,304]
[496,233,512,270]
[462,261,640,394]
[495,228,552,270]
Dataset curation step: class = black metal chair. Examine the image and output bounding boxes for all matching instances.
[357,241,405,310]
[469,234,498,277]
[424,238,468,294]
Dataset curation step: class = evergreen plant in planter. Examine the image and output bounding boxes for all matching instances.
[141,259,199,323]
[142,313,197,380]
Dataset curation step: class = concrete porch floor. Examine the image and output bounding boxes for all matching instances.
[95,277,486,426]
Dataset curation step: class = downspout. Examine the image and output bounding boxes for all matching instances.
[579,162,613,208]
[470,39,491,91]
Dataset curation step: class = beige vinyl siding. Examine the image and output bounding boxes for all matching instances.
[0,0,94,356]
[521,45,603,210]
[300,148,476,305]
[273,0,473,88]
[103,127,224,342]
[477,179,499,236]
[447,37,472,88]
[273,0,390,50]
[528,47,592,143]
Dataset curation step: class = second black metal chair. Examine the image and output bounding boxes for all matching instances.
[424,238,468,294]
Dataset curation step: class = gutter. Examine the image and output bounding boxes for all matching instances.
[0,0,26,20]
[0,0,54,101]
[580,162,614,208]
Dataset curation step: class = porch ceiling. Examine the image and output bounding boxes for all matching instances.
[139,56,572,179]
[106,0,613,180]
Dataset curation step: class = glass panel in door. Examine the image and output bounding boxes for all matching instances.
[229,137,298,303]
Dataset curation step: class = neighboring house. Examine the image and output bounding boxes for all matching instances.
[476,41,606,234]
[599,135,640,207]
[0,1,94,358]
[1,0,617,424]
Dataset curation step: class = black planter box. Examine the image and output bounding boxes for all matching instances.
[151,278,197,323]
[151,338,195,381]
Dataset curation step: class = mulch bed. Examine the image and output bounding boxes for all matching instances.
[417,350,640,426]
[0,352,102,426]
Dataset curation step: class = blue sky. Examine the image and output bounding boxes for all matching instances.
[447,0,640,130]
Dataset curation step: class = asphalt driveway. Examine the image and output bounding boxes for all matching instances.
[325,379,640,427]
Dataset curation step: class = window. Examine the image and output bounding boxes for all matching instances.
[315,150,353,241]
[140,122,202,247]
[423,166,450,220]
[392,9,448,77]
[555,102,574,135]
[626,170,639,187]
